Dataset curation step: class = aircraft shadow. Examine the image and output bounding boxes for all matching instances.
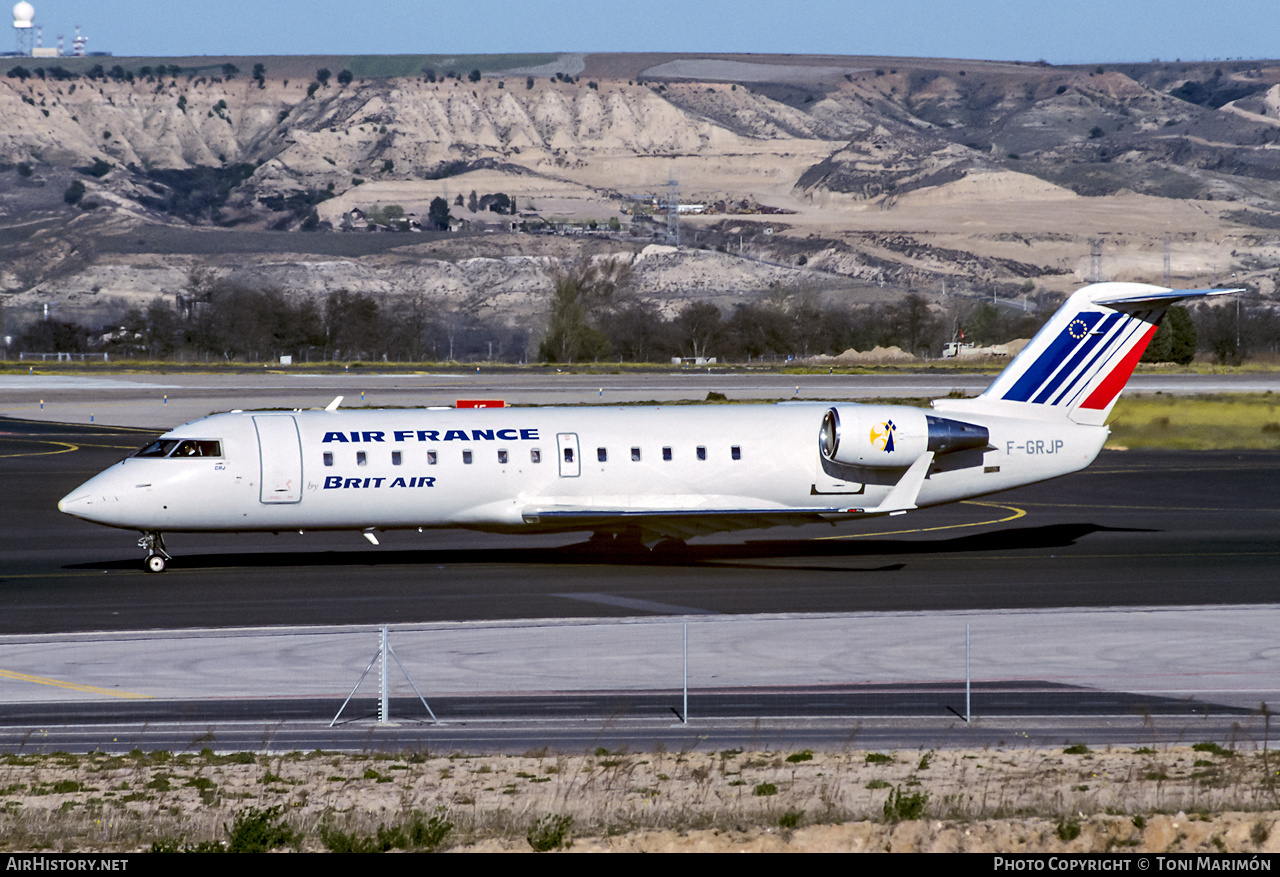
[65,522,1151,573]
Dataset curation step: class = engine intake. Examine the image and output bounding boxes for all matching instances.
[820,406,988,468]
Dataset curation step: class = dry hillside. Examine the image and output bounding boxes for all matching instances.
[3,52,1280,338]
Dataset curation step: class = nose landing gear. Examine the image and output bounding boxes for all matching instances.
[138,532,170,573]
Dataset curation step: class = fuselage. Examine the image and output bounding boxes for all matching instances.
[58,402,1107,537]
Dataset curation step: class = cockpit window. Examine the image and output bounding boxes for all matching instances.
[171,440,221,458]
[133,440,178,458]
[132,439,221,458]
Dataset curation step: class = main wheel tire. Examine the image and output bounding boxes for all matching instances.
[145,554,167,573]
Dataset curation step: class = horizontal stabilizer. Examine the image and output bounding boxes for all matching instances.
[1091,287,1241,309]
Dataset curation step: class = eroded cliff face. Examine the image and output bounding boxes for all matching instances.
[4,56,1280,329]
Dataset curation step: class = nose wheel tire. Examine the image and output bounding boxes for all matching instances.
[138,532,170,573]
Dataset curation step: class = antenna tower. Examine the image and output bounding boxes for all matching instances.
[1163,234,1171,286]
[1088,239,1103,283]
[665,171,680,247]
[12,1,34,55]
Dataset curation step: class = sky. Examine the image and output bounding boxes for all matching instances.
[9,1,1276,65]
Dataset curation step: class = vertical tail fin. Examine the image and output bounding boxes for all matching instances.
[956,283,1236,425]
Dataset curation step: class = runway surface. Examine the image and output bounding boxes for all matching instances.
[3,370,1276,430]
[1,415,1277,752]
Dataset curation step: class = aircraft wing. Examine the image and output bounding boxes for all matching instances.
[521,453,935,539]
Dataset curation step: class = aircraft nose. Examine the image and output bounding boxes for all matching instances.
[58,489,93,517]
[58,470,125,523]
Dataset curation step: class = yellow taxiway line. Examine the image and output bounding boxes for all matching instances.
[817,500,1027,540]
[0,669,152,699]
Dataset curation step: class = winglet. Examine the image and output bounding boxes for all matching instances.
[869,451,934,514]
[325,396,343,411]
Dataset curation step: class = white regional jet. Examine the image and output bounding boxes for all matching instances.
[59,282,1231,572]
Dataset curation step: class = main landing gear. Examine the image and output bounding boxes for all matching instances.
[138,531,171,573]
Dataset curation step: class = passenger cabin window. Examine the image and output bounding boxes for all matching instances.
[696,446,706,461]
[731,445,741,460]
[356,451,367,466]
[631,447,641,462]
[427,451,437,465]
[531,449,541,463]
[663,447,672,461]
[597,447,607,463]
[462,450,473,464]
[323,452,333,467]
[498,449,508,464]
[391,451,402,466]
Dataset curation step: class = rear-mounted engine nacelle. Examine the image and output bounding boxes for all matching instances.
[820,406,989,468]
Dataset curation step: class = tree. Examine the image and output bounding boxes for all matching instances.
[468,190,478,213]
[482,193,512,214]
[316,68,331,86]
[598,301,672,362]
[889,292,942,356]
[325,289,381,360]
[539,259,633,363]
[675,302,724,360]
[1141,305,1196,365]
[222,63,239,78]
[468,69,481,83]
[1197,301,1245,365]
[428,197,451,230]
[337,69,353,86]
[15,318,91,353]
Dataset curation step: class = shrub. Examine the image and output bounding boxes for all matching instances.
[779,808,803,830]
[225,805,297,853]
[63,180,85,205]
[883,786,928,822]
[527,814,573,852]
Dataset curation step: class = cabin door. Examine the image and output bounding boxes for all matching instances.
[556,433,580,477]
[253,415,303,504]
